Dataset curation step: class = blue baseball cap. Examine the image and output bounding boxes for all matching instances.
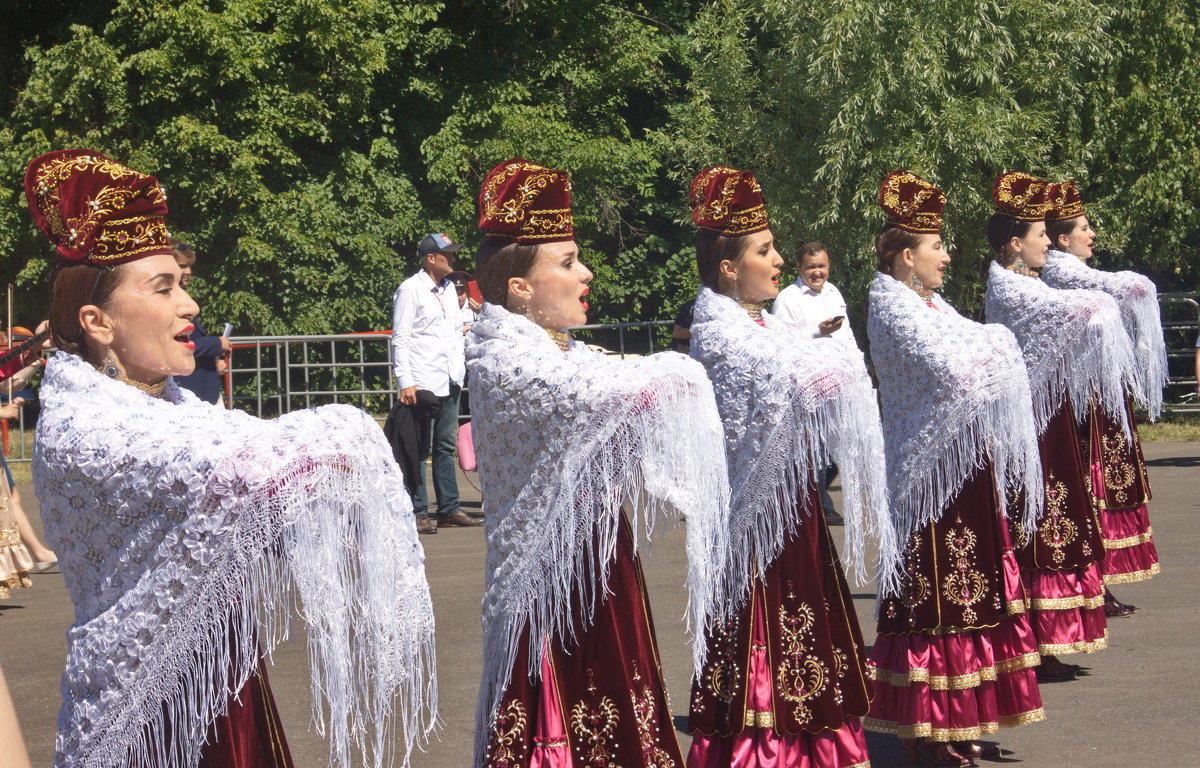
[418,233,463,258]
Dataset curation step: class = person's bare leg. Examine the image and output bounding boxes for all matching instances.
[0,666,32,768]
[8,486,55,564]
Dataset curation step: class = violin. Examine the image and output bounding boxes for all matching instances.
[0,325,50,382]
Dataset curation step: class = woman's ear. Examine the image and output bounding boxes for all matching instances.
[899,248,915,269]
[79,304,114,348]
[1008,235,1023,255]
[718,258,738,283]
[507,276,533,304]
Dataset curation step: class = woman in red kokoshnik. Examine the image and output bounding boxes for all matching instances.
[865,172,1047,767]
[1039,182,1163,617]
[685,167,895,768]
[983,171,1135,681]
[467,160,732,768]
[25,150,435,768]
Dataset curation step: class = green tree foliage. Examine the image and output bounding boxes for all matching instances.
[0,0,1197,334]
[667,0,1120,317]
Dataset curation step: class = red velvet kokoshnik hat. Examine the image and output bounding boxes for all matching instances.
[1045,180,1085,222]
[24,149,172,266]
[478,159,574,243]
[689,166,770,236]
[878,170,946,234]
[992,170,1052,222]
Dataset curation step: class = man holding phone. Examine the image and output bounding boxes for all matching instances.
[769,242,858,525]
[769,242,855,343]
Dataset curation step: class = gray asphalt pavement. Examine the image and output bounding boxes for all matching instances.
[2,442,1197,767]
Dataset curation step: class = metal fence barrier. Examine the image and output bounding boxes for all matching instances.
[1160,291,1200,413]
[220,321,675,420]
[3,300,1198,465]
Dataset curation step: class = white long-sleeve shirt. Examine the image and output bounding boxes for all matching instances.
[390,270,465,395]
[769,279,856,344]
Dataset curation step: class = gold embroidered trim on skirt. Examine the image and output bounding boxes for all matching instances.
[916,621,1002,636]
[534,736,568,748]
[743,708,775,728]
[1024,593,1105,611]
[1102,527,1154,550]
[863,717,1000,741]
[0,571,33,598]
[845,760,870,768]
[1036,629,1109,656]
[870,665,999,691]
[865,705,1045,740]
[1006,598,1028,614]
[994,650,1041,675]
[1102,562,1160,585]
[998,707,1046,729]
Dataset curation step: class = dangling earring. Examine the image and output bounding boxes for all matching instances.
[102,348,121,379]
[731,279,741,304]
[909,272,923,291]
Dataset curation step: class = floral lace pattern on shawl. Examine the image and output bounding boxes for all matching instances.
[985,261,1134,436]
[34,352,436,768]
[464,303,731,768]
[866,273,1044,573]
[1041,250,1167,419]
[689,286,895,597]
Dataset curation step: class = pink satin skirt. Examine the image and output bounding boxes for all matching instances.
[1020,563,1107,655]
[865,552,1045,741]
[1096,505,1160,584]
[528,648,570,768]
[688,592,871,768]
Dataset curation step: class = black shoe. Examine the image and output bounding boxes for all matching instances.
[824,511,844,526]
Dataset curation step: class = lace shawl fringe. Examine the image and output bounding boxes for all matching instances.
[867,274,1044,584]
[465,308,731,768]
[690,287,898,600]
[1041,251,1168,419]
[36,354,436,768]
[985,262,1133,438]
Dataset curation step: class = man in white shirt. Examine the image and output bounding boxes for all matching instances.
[769,242,859,525]
[769,241,855,343]
[391,233,481,532]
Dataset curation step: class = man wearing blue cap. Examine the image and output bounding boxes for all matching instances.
[391,233,481,532]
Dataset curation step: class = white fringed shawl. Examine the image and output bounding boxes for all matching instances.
[867,273,1043,552]
[34,352,436,768]
[985,262,1134,436]
[1041,250,1168,419]
[464,303,731,767]
[689,286,897,597]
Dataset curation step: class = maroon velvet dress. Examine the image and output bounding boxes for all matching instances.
[481,514,682,768]
[134,660,293,768]
[1083,397,1159,584]
[199,664,294,768]
[1007,402,1108,655]
[687,488,872,768]
[867,460,1045,741]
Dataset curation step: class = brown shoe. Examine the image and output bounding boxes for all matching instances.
[416,518,438,535]
[438,510,483,527]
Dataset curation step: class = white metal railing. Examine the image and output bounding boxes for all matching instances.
[221,321,674,420]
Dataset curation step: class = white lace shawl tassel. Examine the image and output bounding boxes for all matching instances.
[985,261,1136,440]
[867,273,1044,581]
[1041,250,1168,420]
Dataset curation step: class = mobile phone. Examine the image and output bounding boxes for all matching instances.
[831,315,845,322]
